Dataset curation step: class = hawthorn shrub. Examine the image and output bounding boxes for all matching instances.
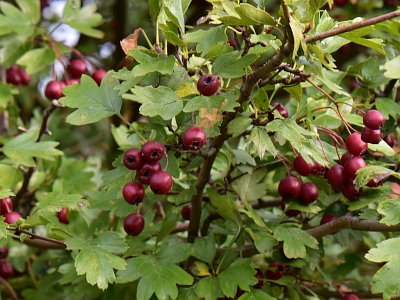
[1,0,400,299]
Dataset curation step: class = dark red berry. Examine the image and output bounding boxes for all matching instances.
[340,153,353,165]
[334,0,348,6]
[253,269,264,288]
[268,103,289,122]
[122,182,145,205]
[137,161,162,185]
[197,74,219,96]
[367,178,383,187]
[0,260,14,278]
[265,262,285,280]
[124,213,145,236]
[342,294,360,300]
[278,176,301,200]
[312,162,327,176]
[361,127,382,144]
[326,165,347,189]
[320,214,339,225]
[299,182,319,204]
[0,247,8,259]
[6,66,21,86]
[341,179,362,201]
[18,69,31,85]
[183,126,207,150]
[181,204,191,220]
[149,171,173,195]
[0,198,13,215]
[384,134,395,147]
[346,133,368,156]
[44,80,65,100]
[4,212,21,224]
[57,207,69,224]
[123,149,143,170]
[363,110,385,130]
[92,69,107,86]
[293,156,315,176]
[344,156,366,180]
[280,199,300,217]
[69,59,87,79]
[141,141,165,162]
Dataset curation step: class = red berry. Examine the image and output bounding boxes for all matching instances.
[320,214,339,225]
[6,65,21,86]
[122,182,145,205]
[137,161,162,185]
[384,134,395,147]
[363,110,385,130]
[280,199,300,217]
[18,69,31,85]
[367,178,383,187]
[342,294,360,300]
[181,204,192,220]
[299,182,319,204]
[346,133,368,156]
[293,156,315,176]
[124,213,145,236]
[361,127,382,144]
[253,269,264,288]
[312,162,327,176]
[0,198,13,215]
[334,0,348,6]
[340,153,353,165]
[0,247,8,259]
[0,260,14,278]
[149,171,173,195]
[4,212,21,224]
[278,176,301,200]
[123,149,143,170]
[268,103,289,122]
[341,179,362,201]
[141,141,165,162]
[326,165,347,189]
[265,262,285,280]
[44,80,65,100]
[69,59,87,79]
[65,78,80,85]
[92,69,107,86]
[197,74,219,96]
[183,126,207,150]
[57,207,69,224]
[344,156,366,180]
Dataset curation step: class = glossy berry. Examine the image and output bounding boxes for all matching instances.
[122,182,145,205]
[363,110,385,130]
[268,103,289,122]
[384,134,395,147]
[313,162,327,176]
[293,156,315,176]
[44,80,65,100]
[341,179,362,201]
[361,127,382,144]
[299,182,319,204]
[265,262,286,280]
[57,207,69,224]
[181,204,192,220]
[342,294,360,300]
[183,126,207,150]
[0,197,13,215]
[340,153,353,166]
[320,214,339,225]
[4,212,21,224]
[6,67,21,85]
[124,213,145,236]
[137,161,162,185]
[69,59,87,78]
[123,149,143,170]
[18,69,31,85]
[141,141,165,162]
[346,133,368,156]
[0,247,8,259]
[92,69,107,86]
[280,199,300,217]
[197,74,219,96]
[0,260,14,278]
[344,156,366,180]
[326,165,347,189]
[150,171,173,195]
[278,176,301,200]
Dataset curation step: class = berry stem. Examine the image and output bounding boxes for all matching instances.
[141,28,155,50]
[0,276,18,300]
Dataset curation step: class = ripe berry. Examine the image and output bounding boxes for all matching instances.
[123,149,143,170]
[18,69,31,85]
[265,262,286,280]
[0,260,14,278]
[361,127,382,144]
[344,156,366,180]
[326,165,347,189]
[181,204,192,220]
[334,0,348,6]
[0,198,13,215]
[342,294,360,300]
[0,247,8,259]
[69,59,87,78]
[320,214,339,225]
[299,182,319,204]
[183,126,206,150]
[122,182,145,205]
[44,80,65,100]
[6,65,21,85]
[278,176,301,200]
[268,103,289,122]
[197,74,219,96]
[137,161,162,185]
[346,133,367,156]
[150,171,173,195]
[124,213,145,236]
[57,207,69,224]
[293,156,315,176]
[363,110,385,130]
[141,141,165,162]
[367,178,383,187]
[4,212,21,224]
[253,269,265,288]
[341,179,362,201]
[280,199,300,217]
[384,134,395,147]
[340,153,353,165]
[313,162,327,176]
[92,69,107,86]
[65,78,80,85]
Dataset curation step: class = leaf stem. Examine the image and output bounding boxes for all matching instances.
[117,113,147,142]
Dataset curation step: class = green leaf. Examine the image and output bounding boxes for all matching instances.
[219,3,274,26]
[196,276,221,300]
[0,2,35,37]
[232,169,268,202]
[0,82,18,109]
[62,0,104,38]
[375,97,400,120]
[246,127,277,158]
[274,226,319,259]
[163,0,185,33]
[366,238,400,263]
[65,232,128,290]
[2,130,63,167]
[0,216,7,239]
[16,0,40,24]
[347,186,392,211]
[382,56,400,79]
[208,187,242,227]
[219,258,257,298]
[0,189,14,199]
[354,165,396,190]
[184,26,227,57]
[224,142,256,166]
[368,139,397,157]
[184,95,237,113]
[115,258,142,284]
[238,288,276,300]
[252,231,278,253]
[129,49,175,76]
[156,243,193,264]
[227,116,253,138]
[378,200,400,226]
[370,261,400,300]
[0,35,33,67]
[212,51,258,79]
[16,47,57,74]
[193,235,217,264]
[156,212,180,244]
[361,56,388,88]
[340,27,385,55]
[59,72,122,125]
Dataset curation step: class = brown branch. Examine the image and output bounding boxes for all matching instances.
[0,276,18,300]
[8,227,66,249]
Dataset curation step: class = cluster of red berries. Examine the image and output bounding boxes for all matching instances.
[360,109,385,144]
[0,246,15,278]
[6,65,31,87]
[0,197,22,225]
[44,59,107,101]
